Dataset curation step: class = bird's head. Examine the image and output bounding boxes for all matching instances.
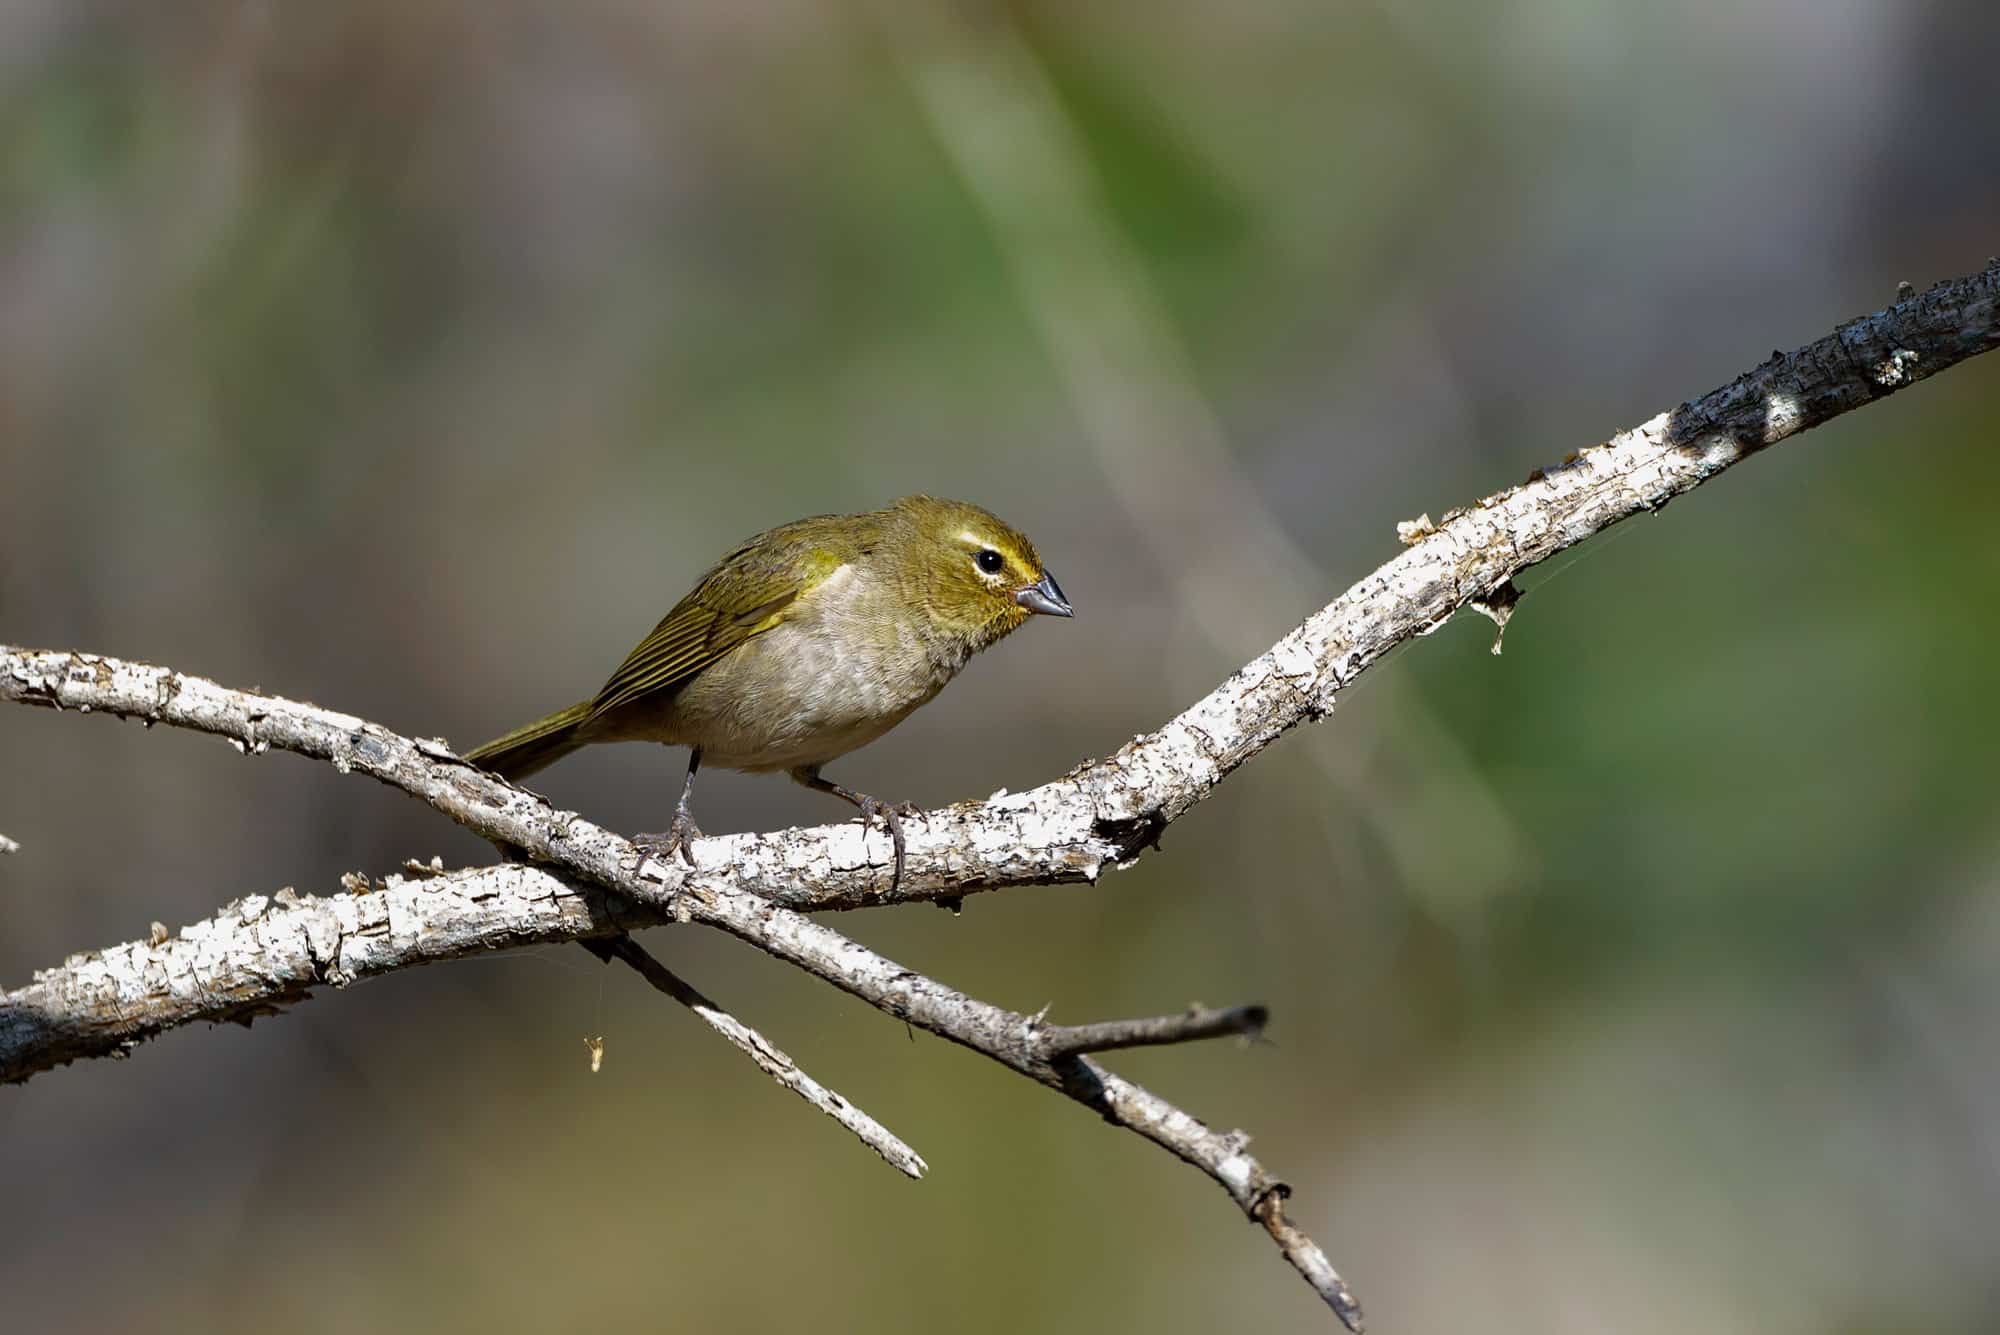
[885,494,1071,652]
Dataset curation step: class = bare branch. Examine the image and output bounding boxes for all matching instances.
[6,259,1998,1329]
[1035,1003,1269,1059]
[16,255,1984,929]
[0,832,1354,1322]
[0,660,1360,1317]
[596,934,927,1180]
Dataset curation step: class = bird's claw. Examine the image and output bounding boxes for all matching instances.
[631,810,702,877]
[855,797,923,890]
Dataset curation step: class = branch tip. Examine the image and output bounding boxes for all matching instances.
[1038,1002,1270,1059]
[1255,1186,1364,1332]
[602,934,928,1180]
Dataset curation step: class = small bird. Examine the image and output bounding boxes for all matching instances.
[466,495,1071,883]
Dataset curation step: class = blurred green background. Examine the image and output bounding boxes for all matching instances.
[4,2,1999,1331]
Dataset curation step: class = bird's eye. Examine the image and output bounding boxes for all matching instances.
[975,549,1006,575]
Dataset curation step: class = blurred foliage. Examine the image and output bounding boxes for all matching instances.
[4,3,2000,1332]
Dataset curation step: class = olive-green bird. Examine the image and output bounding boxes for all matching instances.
[465,495,1071,882]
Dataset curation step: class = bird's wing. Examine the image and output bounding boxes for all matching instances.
[586,521,855,721]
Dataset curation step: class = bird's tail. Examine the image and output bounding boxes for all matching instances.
[464,700,594,780]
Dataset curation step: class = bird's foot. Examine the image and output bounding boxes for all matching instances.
[854,797,925,890]
[631,809,703,876]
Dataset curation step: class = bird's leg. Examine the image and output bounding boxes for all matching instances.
[790,765,923,889]
[633,748,704,871]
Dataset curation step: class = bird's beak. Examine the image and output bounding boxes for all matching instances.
[1015,570,1073,618]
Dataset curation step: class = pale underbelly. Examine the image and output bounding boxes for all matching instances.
[694,709,913,772]
[598,624,951,772]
